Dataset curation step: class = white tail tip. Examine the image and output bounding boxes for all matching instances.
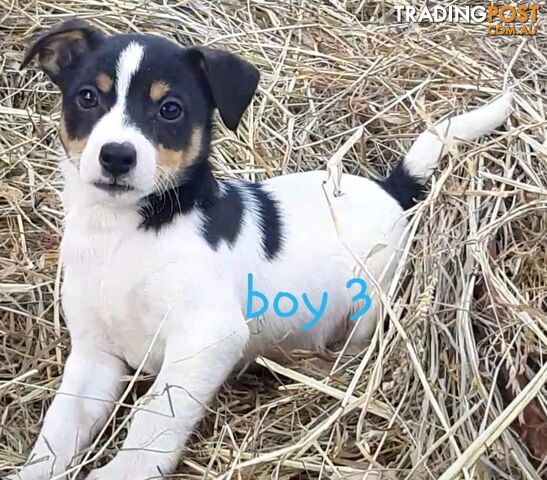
[404,93,512,181]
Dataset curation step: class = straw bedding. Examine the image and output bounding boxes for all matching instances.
[0,1,546,479]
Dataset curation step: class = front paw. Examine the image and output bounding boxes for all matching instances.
[86,464,126,480]
[6,461,68,480]
[85,456,167,480]
[7,439,74,480]
[86,463,129,480]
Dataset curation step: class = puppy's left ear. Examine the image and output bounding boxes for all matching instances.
[21,18,104,88]
[191,48,259,131]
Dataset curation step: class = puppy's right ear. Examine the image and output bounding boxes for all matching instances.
[20,19,104,87]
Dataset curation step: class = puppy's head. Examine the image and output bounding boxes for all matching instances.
[22,19,259,202]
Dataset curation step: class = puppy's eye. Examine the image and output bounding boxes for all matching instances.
[77,88,99,109]
[159,99,183,121]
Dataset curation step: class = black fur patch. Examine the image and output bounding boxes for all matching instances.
[140,166,245,251]
[140,173,284,258]
[202,182,244,249]
[377,160,425,210]
[245,183,284,260]
[139,160,217,230]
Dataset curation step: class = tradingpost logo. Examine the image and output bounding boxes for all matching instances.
[486,4,540,36]
[392,4,540,36]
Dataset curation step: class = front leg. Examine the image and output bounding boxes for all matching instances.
[9,344,127,480]
[87,310,249,480]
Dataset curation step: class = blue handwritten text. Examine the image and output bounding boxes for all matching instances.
[246,273,372,330]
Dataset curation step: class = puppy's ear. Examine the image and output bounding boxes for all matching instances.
[191,48,259,131]
[21,18,104,87]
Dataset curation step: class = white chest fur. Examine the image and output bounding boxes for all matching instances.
[59,202,219,373]
[61,205,159,372]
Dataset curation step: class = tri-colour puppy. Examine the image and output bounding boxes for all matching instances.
[11,19,511,480]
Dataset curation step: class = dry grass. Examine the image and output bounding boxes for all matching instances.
[1,1,546,479]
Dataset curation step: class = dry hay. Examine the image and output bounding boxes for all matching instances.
[1,1,546,479]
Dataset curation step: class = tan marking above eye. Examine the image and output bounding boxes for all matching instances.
[156,127,203,173]
[59,116,87,159]
[55,30,86,42]
[150,81,170,102]
[97,73,113,93]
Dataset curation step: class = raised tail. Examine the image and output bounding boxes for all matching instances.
[380,93,512,210]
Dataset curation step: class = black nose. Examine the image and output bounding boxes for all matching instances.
[99,142,137,177]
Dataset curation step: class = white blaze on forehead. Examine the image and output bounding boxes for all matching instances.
[115,42,145,110]
[79,40,157,195]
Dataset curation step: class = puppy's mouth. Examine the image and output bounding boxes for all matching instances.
[93,181,135,194]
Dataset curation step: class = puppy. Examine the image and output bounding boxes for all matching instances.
[11,18,511,480]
